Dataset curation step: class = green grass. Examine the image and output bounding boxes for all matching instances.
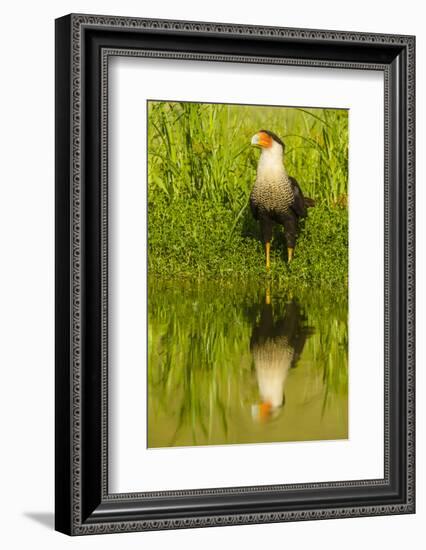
[148,195,347,287]
[148,100,348,286]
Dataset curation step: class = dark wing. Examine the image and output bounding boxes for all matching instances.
[250,303,273,350]
[282,302,314,369]
[249,193,259,220]
[289,176,307,218]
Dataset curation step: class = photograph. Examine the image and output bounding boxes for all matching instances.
[51,9,414,538]
[147,101,349,448]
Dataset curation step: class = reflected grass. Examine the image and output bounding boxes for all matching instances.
[148,280,348,447]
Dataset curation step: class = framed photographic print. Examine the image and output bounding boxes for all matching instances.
[55,14,415,535]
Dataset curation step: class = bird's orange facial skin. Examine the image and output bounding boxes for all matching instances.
[256,131,273,148]
[259,401,272,421]
[258,131,273,148]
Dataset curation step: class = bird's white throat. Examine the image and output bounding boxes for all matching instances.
[257,142,288,182]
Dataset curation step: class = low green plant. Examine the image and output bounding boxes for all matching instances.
[148,101,348,285]
[148,195,348,286]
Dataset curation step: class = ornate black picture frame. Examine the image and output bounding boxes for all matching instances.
[55,14,415,535]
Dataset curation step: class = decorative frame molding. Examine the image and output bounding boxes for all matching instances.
[55,14,415,535]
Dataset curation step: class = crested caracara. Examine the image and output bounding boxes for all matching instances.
[250,292,313,421]
[250,130,314,268]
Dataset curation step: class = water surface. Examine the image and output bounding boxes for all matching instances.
[148,280,348,448]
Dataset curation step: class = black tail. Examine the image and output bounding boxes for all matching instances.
[304,197,315,208]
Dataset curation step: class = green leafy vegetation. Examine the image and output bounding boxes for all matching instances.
[148,195,347,287]
[148,101,348,286]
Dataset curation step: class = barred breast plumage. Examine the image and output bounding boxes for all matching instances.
[250,173,294,219]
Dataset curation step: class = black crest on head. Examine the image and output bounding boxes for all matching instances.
[259,129,285,149]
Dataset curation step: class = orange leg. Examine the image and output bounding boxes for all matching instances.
[265,241,271,269]
[265,283,271,305]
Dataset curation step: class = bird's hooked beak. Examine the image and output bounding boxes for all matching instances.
[251,133,260,147]
[251,131,272,148]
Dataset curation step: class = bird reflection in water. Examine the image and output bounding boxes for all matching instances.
[250,286,314,422]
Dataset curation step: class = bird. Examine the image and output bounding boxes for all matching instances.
[250,129,315,268]
[250,288,313,421]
